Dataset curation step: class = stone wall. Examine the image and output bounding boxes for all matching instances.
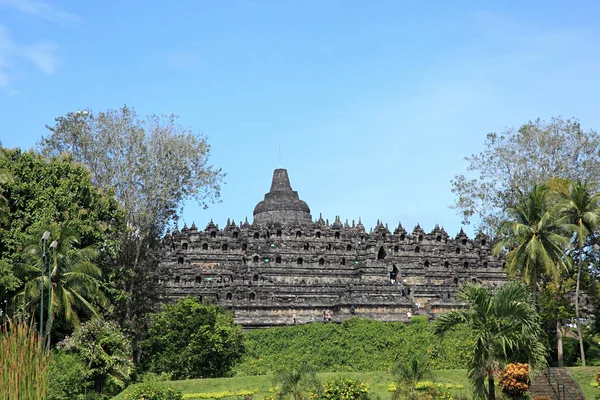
[160,217,507,327]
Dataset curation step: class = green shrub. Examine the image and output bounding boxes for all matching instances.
[142,297,244,379]
[182,390,256,399]
[236,318,473,374]
[48,351,92,400]
[319,378,370,400]
[410,316,428,324]
[58,318,133,396]
[123,383,182,400]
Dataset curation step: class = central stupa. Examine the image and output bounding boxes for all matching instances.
[253,169,312,224]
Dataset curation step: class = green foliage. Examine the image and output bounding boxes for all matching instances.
[0,148,123,264]
[40,106,224,358]
[0,146,13,227]
[235,318,473,375]
[47,351,92,400]
[17,221,106,336]
[434,282,547,400]
[273,363,320,400]
[0,319,49,400]
[493,184,571,290]
[181,390,256,399]
[0,148,124,320]
[319,378,370,400]
[391,353,434,400]
[122,383,182,400]
[410,316,428,324]
[142,297,244,379]
[58,318,133,397]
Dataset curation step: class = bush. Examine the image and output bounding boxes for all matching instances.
[319,378,370,400]
[58,318,133,397]
[181,390,256,399]
[142,297,244,379]
[236,318,473,374]
[123,383,182,400]
[498,363,530,398]
[47,351,92,400]
[410,316,428,324]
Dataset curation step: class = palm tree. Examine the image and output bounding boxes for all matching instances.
[493,185,571,366]
[273,363,321,400]
[17,222,105,345]
[392,352,434,400]
[560,181,600,367]
[493,185,571,296]
[434,282,547,400]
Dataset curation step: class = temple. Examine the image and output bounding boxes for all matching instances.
[160,169,508,327]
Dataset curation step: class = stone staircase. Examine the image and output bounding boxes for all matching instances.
[529,367,586,400]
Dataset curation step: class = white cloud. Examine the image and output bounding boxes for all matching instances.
[0,24,60,86]
[21,41,59,74]
[0,0,80,25]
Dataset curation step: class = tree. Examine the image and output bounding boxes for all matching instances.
[273,363,321,400]
[434,282,547,400]
[17,222,105,344]
[493,185,571,295]
[0,146,13,227]
[559,181,600,366]
[0,149,123,323]
[142,297,244,379]
[40,106,224,357]
[493,185,571,367]
[451,117,600,235]
[391,353,434,400]
[58,318,133,397]
[538,281,575,367]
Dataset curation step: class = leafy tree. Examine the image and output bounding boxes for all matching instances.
[273,363,321,400]
[40,106,224,358]
[538,281,575,367]
[58,318,133,397]
[433,282,547,400]
[559,181,600,366]
[451,117,600,235]
[0,146,14,227]
[142,297,244,379]
[0,149,124,323]
[493,185,570,295]
[17,222,105,345]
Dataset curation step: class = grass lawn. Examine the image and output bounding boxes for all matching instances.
[113,370,471,399]
[568,366,598,400]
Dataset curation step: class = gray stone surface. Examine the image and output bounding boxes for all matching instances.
[160,169,508,327]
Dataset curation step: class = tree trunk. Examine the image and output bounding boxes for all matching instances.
[532,267,539,306]
[488,370,496,400]
[557,319,564,367]
[576,244,586,366]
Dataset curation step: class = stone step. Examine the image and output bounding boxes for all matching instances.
[529,368,586,400]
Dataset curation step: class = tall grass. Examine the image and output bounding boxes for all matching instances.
[0,319,49,400]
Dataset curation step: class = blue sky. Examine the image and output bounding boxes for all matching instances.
[1,1,599,237]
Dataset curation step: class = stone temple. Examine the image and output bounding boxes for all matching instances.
[160,169,508,327]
